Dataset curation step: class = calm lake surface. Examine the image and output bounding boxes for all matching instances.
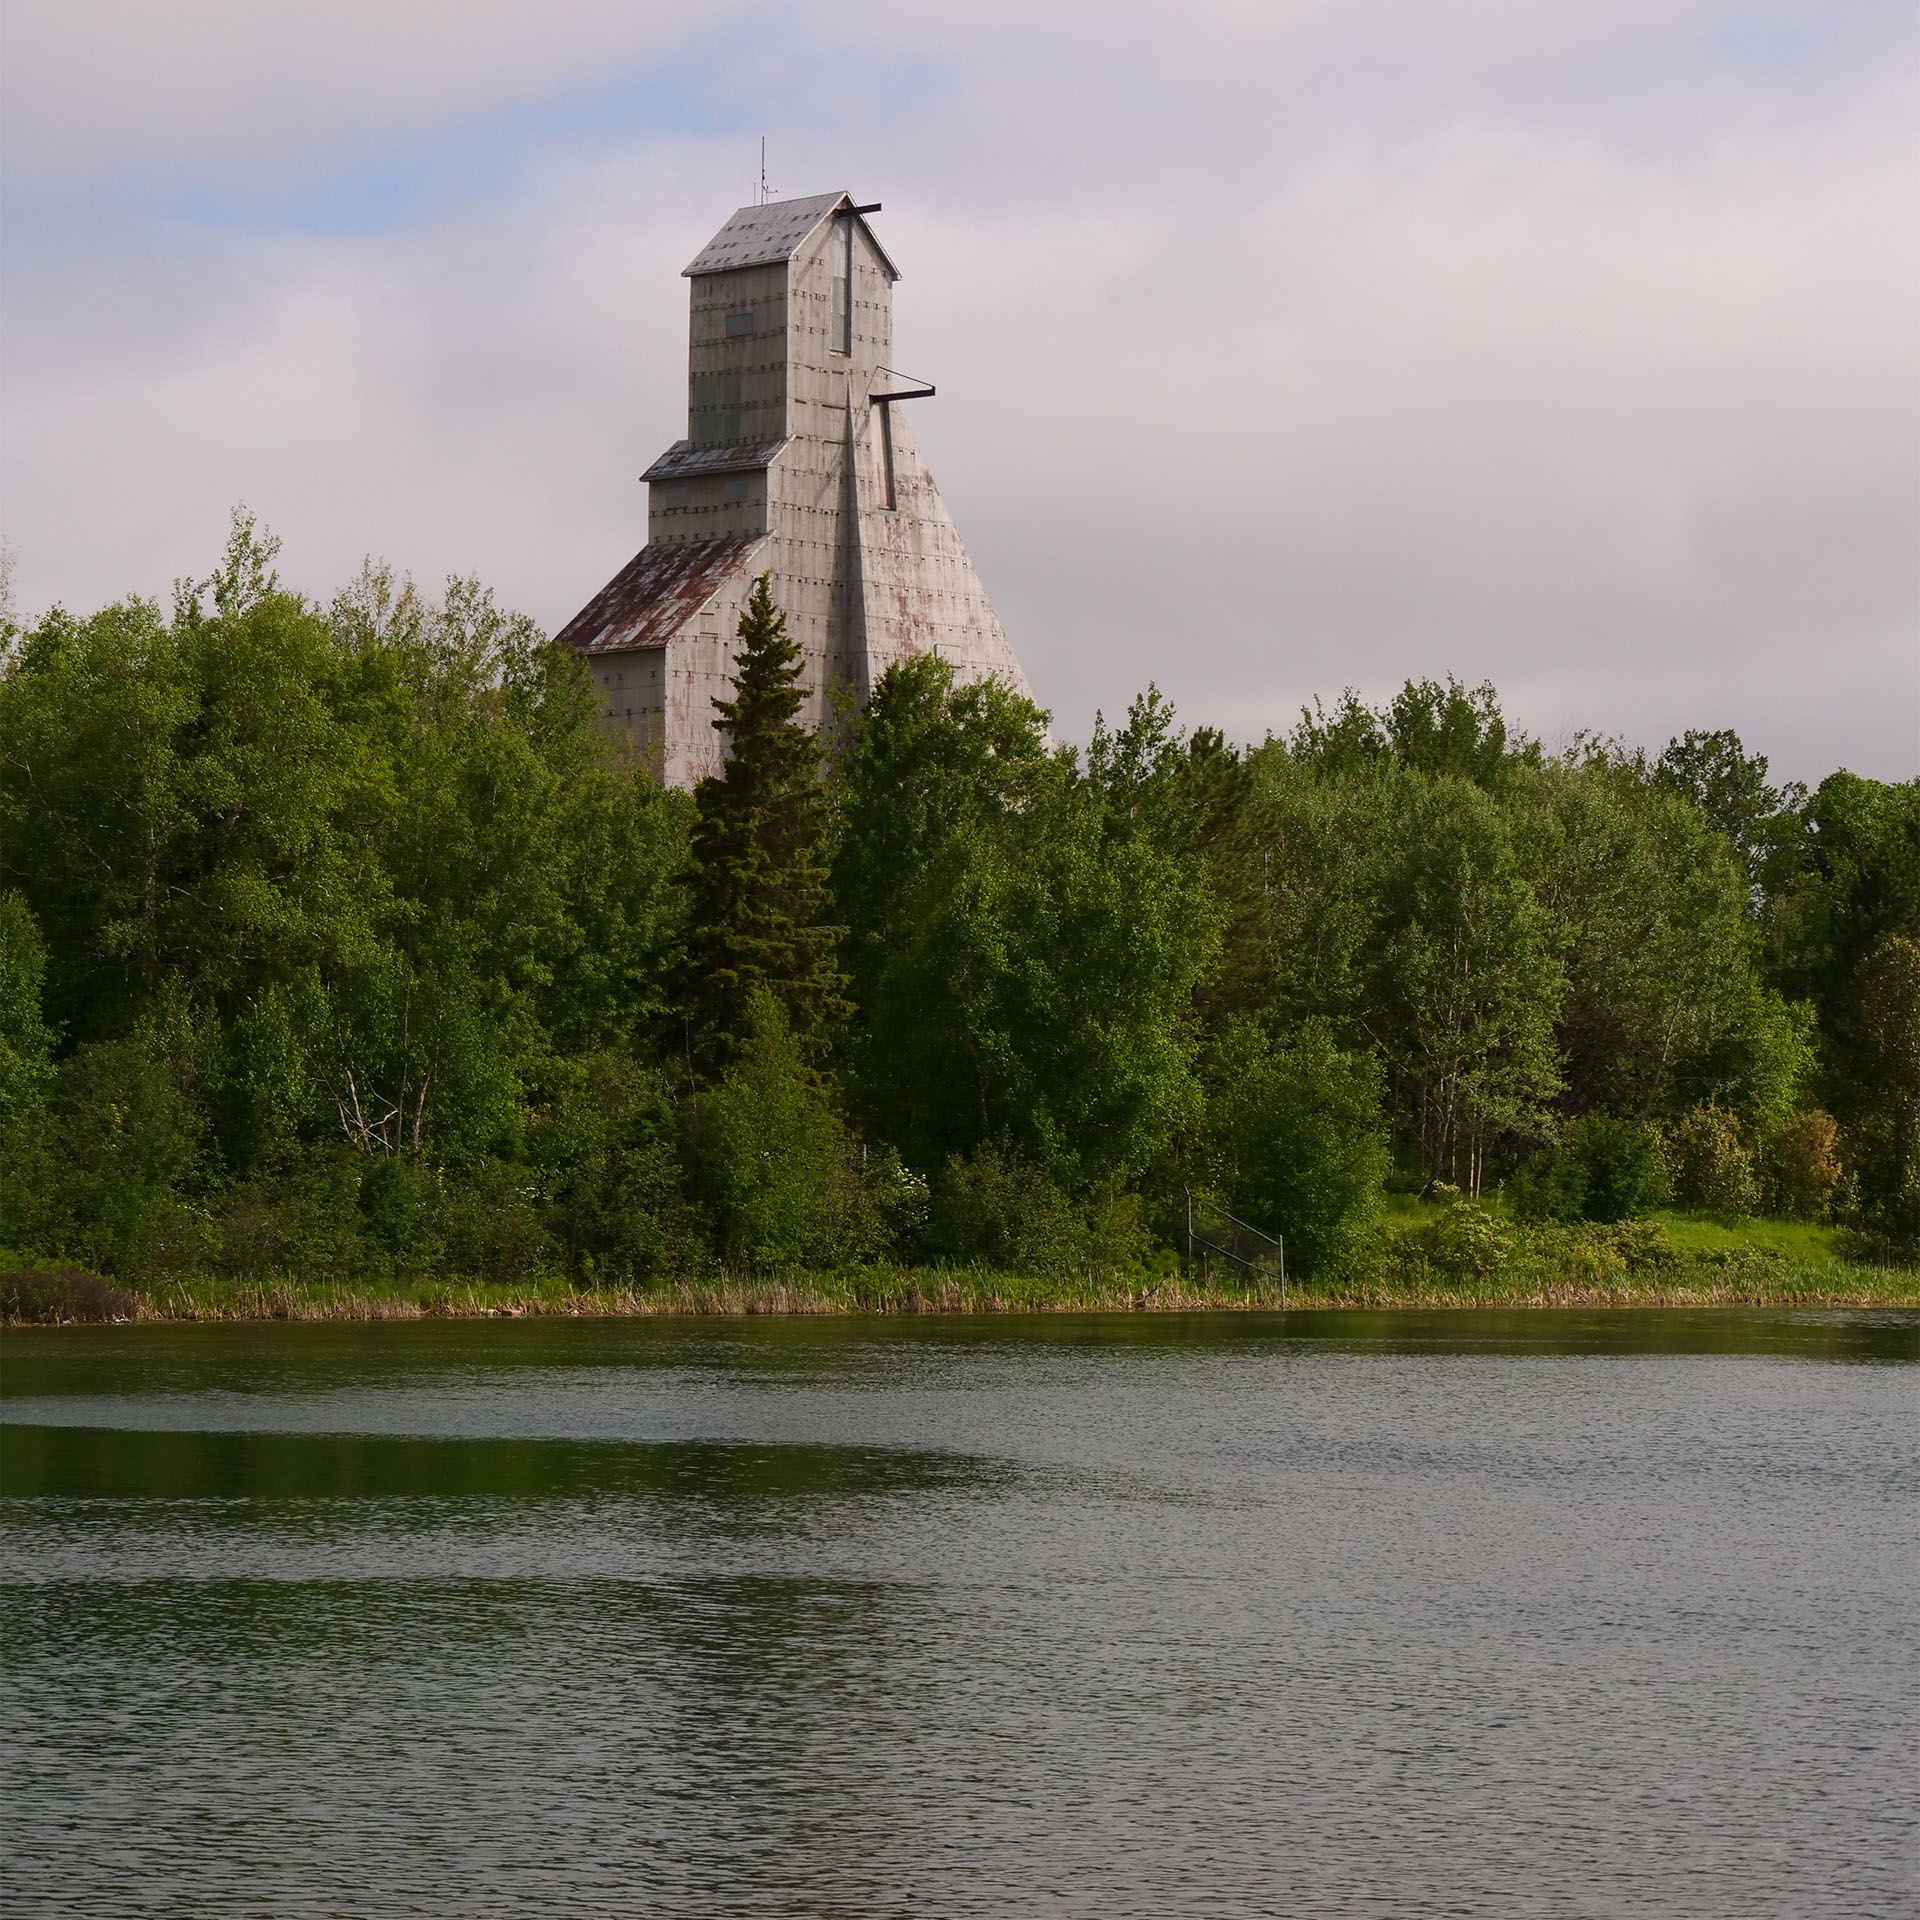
[2,1309,1915,1917]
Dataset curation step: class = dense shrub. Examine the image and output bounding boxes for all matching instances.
[0,1266,137,1323]
[0,891,56,1127]
[1409,1191,1514,1279]
[1665,1104,1760,1215]
[1515,1115,1665,1223]
[1759,1109,1843,1221]
[1365,1212,1685,1291]
[1849,935,1920,1245]
[2,1038,216,1276]
[355,1155,445,1263]
[528,1053,701,1285]
[925,1144,1083,1273]
[690,995,877,1267]
[862,1150,932,1255]
[1196,1018,1387,1275]
[438,1158,558,1286]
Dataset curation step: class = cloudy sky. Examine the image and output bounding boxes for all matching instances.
[3,0,1915,780]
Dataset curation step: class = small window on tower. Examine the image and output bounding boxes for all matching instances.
[831,217,852,355]
[878,403,897,511]
[725,477,749,503]
[725,311,754,337]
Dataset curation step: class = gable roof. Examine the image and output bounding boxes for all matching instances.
[682,191,899,281]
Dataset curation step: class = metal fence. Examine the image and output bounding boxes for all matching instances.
[1186,1190,1287,1304]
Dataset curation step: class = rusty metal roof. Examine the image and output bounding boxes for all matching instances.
[553,536,768,657]
[641,437,788,483]
[682,192,899,281]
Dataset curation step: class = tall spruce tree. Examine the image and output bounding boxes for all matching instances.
[680,576,848,1068]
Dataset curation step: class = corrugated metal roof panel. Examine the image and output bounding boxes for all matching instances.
[640,437,788,483]
[682,192,899,280]
[553,536,768,657]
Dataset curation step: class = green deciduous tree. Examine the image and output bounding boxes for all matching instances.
[0,515,689,1275]
[1663,1104,1760,1215]
[1522,750,1813,1126]
[1514,1114,1665,1223]
[1196,1018,1387,1275]
[1209,743,1383,1034]
[690,992,873,1266]
[1657,728,1805,901]
[1294,677,1522,792]
[527,1050,695,1284]
[832,652,1053,1052]
[834,663,1220,1194]
[1768,773,1920,1112]
[0,891,55,1129]
[1362,773,1565,1192]
[1851,933,1920,1243]
[2,506,1899,1284]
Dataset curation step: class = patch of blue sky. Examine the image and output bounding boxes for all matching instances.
[156,39,956,238]
[1704,0,1906,72]
[160,50,739,235]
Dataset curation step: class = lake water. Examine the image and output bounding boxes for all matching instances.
[2,1309,1915,1916]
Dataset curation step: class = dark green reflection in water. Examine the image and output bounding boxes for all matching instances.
[0,1426,996,1504]
[3,1307,1914,1409]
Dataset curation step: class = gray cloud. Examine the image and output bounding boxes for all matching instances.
[3,0,1914,783]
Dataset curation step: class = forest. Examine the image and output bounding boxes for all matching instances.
[2,514,1916,1300]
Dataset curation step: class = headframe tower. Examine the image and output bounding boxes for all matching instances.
[556,192,1033,786]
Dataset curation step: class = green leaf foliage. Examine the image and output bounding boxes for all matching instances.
[1769,775,1920,1091]
[1196,1018,1387,1275]
[1,516,689,1272]
[922,1143,1089,1273]
[1848,933,1920,1241]
[1521,749,1813,1124]
[2,521,1908,1281]
[0,890,56,1127]
[832,663,1220,1194]
[1514,1114,1665,1224]
[1664,1104,1760,1215]
[1351,767,1565,1187]
[1656,728,1805,900]
[689,992,874,1267]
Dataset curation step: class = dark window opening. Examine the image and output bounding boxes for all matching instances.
[690,370,742,446]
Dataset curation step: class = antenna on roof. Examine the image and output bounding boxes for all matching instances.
[759,137,770,206]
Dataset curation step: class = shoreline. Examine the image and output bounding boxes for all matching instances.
[7,1262,1916,1326]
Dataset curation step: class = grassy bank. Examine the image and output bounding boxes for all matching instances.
[4,1205,1915,1325]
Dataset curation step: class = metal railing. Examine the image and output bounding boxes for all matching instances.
[1186,1190,1287,1305]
